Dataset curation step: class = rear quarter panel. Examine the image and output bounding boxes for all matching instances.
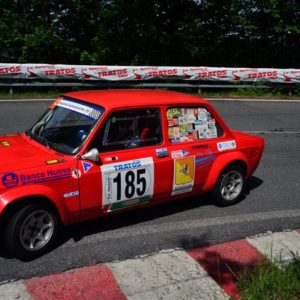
[202,132,264,192]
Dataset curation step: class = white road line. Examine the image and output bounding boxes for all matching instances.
[108,249,228,300]
[246,130,300,134]
[65,209,300,247]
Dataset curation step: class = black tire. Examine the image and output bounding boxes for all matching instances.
[4,204,59,260]
[213,164,246,206]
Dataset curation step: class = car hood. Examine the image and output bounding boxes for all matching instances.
[0,133,64,174]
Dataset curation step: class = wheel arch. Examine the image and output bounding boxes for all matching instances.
[224,160,247,175]
[202,151,249,192]
[0,196,62,234]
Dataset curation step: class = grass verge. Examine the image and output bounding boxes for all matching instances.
[0,91,60,99]
[236,257,300,300]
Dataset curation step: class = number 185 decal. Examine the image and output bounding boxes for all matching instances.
[101,157,154,208]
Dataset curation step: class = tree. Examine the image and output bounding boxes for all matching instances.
[0,0,299,67]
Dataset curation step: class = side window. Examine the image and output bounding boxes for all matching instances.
[167,107,223,143]
[99,108,162,151]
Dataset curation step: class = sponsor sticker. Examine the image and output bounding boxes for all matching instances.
[2,172,19,188]
[101,157,154,208]
[20,168,71,184]
[171,150,190,159]
[156,147,168,153]
[172,157,195,195]
[1,168,72,187]
[72,169,82,179]
[104,156,118,162]
[82,161,93,173]
[195,149,216,168]
[57,99,102,120]
[64,191,79,198]
[217,140,237,151]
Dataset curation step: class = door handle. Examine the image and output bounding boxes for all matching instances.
[156,149,169,158]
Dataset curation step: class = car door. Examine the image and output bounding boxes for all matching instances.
[165,105,224,195]
[78,107,173,219]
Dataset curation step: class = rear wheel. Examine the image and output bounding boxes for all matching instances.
[4,204,59,260]
[213,164,245,206]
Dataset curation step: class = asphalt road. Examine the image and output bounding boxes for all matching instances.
[0,98,300,283]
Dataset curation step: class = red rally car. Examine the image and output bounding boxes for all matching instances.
[0,90,264,259]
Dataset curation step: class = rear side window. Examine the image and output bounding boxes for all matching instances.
[99,108,162,151]
[167,107,223,143]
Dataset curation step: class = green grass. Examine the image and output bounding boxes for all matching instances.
[236,257,300,300]
[0,91,60,99]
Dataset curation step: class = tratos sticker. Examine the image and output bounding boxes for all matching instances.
[101,157,154,210]
[172,157,195,195]
[217,140,237,151]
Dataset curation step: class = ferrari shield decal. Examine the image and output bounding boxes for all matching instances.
[172,156,195,195]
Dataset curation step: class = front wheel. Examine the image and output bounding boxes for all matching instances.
[213,164,245,206]
[4,204,59,260]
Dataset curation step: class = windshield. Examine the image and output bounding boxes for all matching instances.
[27,97,104,155]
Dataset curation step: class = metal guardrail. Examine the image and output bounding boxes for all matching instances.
[0,81,300,94]
[0,80,299,95]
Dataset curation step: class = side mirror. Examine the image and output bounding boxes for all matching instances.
[81,148,100,163]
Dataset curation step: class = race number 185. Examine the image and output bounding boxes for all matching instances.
[101,158,154,205]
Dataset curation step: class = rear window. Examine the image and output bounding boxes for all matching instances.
[167,106,223,143]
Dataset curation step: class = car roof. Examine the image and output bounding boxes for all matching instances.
[63,89,209,110]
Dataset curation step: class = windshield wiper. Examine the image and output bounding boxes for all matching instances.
[41,135,61,151]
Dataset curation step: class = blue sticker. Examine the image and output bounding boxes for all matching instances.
[195,149,216,168]
[217,140,236,151]
[82,161,93,173]
[64,191,80,198]
[182,150,189,156]
[2,172,19,188]
[156,148,168,153]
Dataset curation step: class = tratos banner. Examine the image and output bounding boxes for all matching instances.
[1,63,300,83]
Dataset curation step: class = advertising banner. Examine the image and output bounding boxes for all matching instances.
[1,63,300,83]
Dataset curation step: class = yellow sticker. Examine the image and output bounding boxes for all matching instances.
[46,159,60,165]
[175,157,195,185]
[1,141,11,147]
[172,156,195,196]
